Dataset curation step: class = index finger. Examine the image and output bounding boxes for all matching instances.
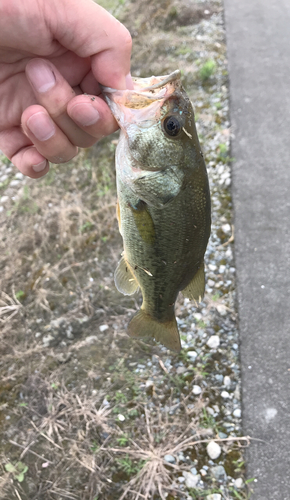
[49,0,133,89]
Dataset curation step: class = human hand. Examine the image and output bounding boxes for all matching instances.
[0,0,132,178]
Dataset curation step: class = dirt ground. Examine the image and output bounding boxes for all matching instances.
[0,1,252,499]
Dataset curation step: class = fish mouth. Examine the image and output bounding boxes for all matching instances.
[132,70,181,92]
[101,70,182,127]
[101,70,181,95]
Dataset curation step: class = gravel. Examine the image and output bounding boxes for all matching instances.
[207,441,222,460]
[0,1,246,498]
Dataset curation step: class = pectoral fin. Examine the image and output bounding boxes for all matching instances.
[127,308,181,352]
[181,263,205,303]
[129,200,155,245]
[114,256,138,295]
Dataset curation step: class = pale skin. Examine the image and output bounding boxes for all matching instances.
[0,0,133,178]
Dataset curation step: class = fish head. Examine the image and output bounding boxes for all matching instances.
[102,71,199,174]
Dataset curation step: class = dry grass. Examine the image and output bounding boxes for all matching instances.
[1,371,250,500]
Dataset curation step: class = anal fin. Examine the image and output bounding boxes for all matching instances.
[181,262,205,303]
[114,256,138,295]
[127,309,181,352]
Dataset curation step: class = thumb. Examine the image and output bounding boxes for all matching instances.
[48,0,132,89]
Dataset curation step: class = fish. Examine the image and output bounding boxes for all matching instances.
[102,70,211,352]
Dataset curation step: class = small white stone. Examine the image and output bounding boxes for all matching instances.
[187,351,197,360]
[207,335,220,349]
[0,195,9,203]
[221,391,230,399]
[10,179,21,187]
[219,265,226,273]
[206,441,221,460]
[206,495,222,500]
[233,408,241,418]
[15,172,24,180]
[192,385,202,395]
[194,313,202,321]
[235,478,243,488]
[0,206,3,212]
[84,335,98,345]
[42,334,54,346]
[223,375,231,387]
[208,279,216,287]
[208,264,217,271]
[145,379,154,388]
[99,324,109,332]
[182,471,199,488]
[221,223,231,233]
[66,328,74,339]
[176,366,186,374]
[118,414,125,421]
[216,304,227,316]
[164,454,175,463]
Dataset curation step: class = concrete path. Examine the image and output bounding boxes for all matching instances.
[223,0,290,498]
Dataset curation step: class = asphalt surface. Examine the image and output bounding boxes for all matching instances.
[223,0,290,498]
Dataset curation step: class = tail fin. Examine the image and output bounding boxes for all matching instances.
[127,309,181,352]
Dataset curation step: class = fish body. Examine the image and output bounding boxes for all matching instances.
[102,71,211,351]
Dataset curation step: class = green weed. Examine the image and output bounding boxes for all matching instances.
[189,487,222,499]
[176,46,191,56]
[116,435,129,446]
[15,290,25,301]
[90,441,99,453]
[5,461,28,483]
[229,488,245,499]
[200,408,216,430]
[116,455,146,475]
[128,408,138,418]
[199,59,217,81]
[0,155,11,166]
[114,391,128,404]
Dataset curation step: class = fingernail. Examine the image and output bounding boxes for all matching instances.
[126,72,134,90]
[70,102,100,126]
[32,160,48,172]
[27,60,56,93]
[27,112,55,141]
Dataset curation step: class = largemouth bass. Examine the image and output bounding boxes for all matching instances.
[102,70,211,352]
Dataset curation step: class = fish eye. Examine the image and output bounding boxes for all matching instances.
[163,115,181,137]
